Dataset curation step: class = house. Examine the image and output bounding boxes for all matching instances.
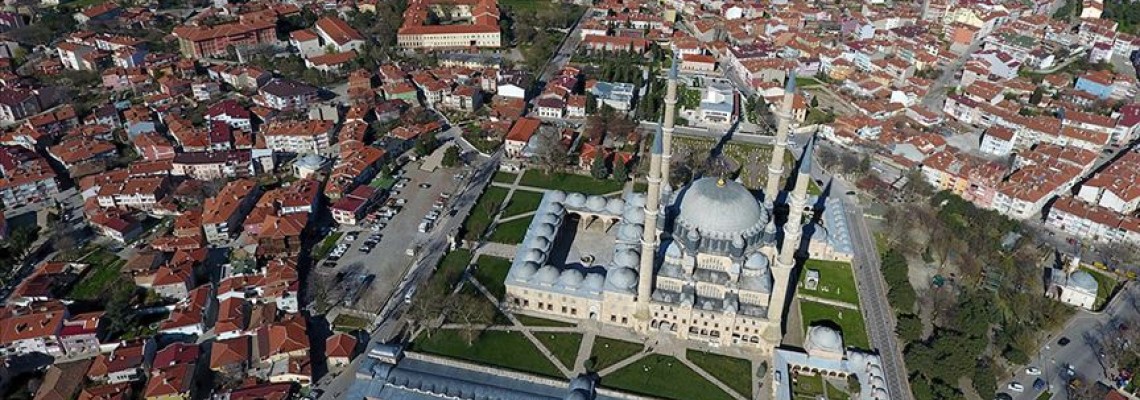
[289,29,322,57]
[78,383,133,400]
[262,120,334,154]
[58,311,103,356]
[331,185,378,225]
[396,0,501,49]
[171,151,253,180]
[0,300,67,357]
[203,179,261,244]
[87,339,155,384]
[0,88,44,123]
[0,146,58,207]
[171,20,277,58]
[1075,70,1114,99]
[132,133,176,161]
[304,51,356,73]
[314,16,365,53]
[206,100,254,132]
[73,2,121,24]
[144,363,195,400]
[159,284,213,336]
[535,97,565,119]
[326,333,357,369]
[980,126,1017,156]
[256,314,309,363]
[33,360,92,400]
[210,336,251,375]
[256,79,319,111]
[504,117,541,158]
[89,212,142,243]
[588,81,635,112]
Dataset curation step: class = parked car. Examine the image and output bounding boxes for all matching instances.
[1007,382,1024,392]
[1025,367,1041,376]
[1058,337,1071,346]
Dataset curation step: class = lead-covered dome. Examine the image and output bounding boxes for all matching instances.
[805,325,844,357]
[675,177,766,237]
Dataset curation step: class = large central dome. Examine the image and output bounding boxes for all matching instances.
[675,177,766,236]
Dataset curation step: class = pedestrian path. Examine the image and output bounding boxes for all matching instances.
[677,355,749,400]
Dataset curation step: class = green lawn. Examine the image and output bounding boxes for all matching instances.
[499,0,553,11]
[825,381,851,400]
[795,76,822,87]
[1036,391,1053,400]
[798,259,860,306]
[686,350,752,398]
[68,250,126,301]
[369,175,396,190]
[808,179,822,196]
[792,374,825,399]
[602,354,733,400]
[503,190,544,218]
[332,314,371,332]
[412,329,562,378]
[589,337,643,372]
[515,314,575,327]
[489,216,532,244]
[520,170,624,195]
[473,255,512,299]
[633,181,648,192]
[1082,267,1119,309]
[799,300,870,350]
[464,187,509,240]
[313,232,344,260]
[535,332,583,368]
[428,249,473,293]
[493,171,518,184]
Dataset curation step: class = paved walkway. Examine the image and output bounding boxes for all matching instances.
[797,294,860,310]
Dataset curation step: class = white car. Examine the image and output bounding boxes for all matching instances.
[1025,367,1041,376]
[1007,382,1024,393]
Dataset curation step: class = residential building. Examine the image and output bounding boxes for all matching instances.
[172,20,277,58]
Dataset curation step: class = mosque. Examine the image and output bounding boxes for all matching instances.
[501,58,854,353]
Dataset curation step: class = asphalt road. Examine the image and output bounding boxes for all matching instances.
[921,40,982,111]
[1004,282,1140,400]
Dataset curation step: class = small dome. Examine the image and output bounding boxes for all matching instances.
[536,265,560,284]
[687,228,700,241]
[583,273,605,290]
[528,236,551,250]
[566,193,587,207]
[586,195,607,212]
[848,352,866,365]
[606,267,638,290]
[619,223,642,241]
[665,242,682,258]
[623,207,645,224]
[548,202,565,215]
[871,376,885,388]
[548,190,566,203]
[515,261,539,279]
[559,269,585,287]
[744,253,769,270]
[733,235,745,248]
[533,223,556,237]
[523,248,545,263]
[615,249,640,267]
[626,193,646,207]
[805,325,844,355]
[536,212,560,225]
[873,388,888,399]
[1069,271,1099,293]
[606,198,626,214]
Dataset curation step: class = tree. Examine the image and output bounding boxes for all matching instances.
[612,158,628,182]
[590,151,608,179]
[414,132,439,156]
[103,279,139,338]
[532,130,569,174]
[896,314,924,343]
[407,284,449,336]
[441,146,461,167]
[446,292,496,345]
[809,96,819,108]
[1029,86,1045,105]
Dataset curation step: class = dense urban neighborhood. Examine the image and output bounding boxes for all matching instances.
[0,0,1138,398]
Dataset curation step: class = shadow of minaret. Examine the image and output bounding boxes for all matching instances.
[708,117,740,162]
[798,179,834,258]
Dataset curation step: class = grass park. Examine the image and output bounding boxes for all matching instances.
[492,171,518,184]
[502,189,544,218]
[472,255,512,299]
[799,299,870,350]
[464,187,509,240]
[489,216,532,244]
[686,350,753,398]
[602,354,733,400]
[1082,267,1120,309]
[588,337,643,372]
[798,259,860,306]
[332,314,371,332]
[313,231,344,260]
[67,249,127,301]
[535,332,583,368]
[411,329,562,378]
[520,170,624,195]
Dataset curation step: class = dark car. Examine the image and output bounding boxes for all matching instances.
[1058,337,1071,346]
[1034,378,1046,391]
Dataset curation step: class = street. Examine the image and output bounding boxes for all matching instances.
[921,40,982,111]
[1004,282,1140,400]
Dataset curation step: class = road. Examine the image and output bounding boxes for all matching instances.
[535,8,595,85]
[921,40,982,111]
[799,140,914,400]
[638,120,776,145]
[1003,282,1140,400]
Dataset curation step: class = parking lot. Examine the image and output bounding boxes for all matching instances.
[315,162,468,312]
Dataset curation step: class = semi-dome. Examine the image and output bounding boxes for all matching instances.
[586,195,607,212]
[675,177,765,236]
[626,192,646,207]
[614,249,640,267]
[536,265,560,284]
[548,203,565,215]
[1069,270,1099,293]
[805,325,844,356]
[523,248,545,263]
[606,198,626,214]
[618,223,642,241]
[515,261,539,279]
[566,193,587,207]
[559,269,585,287]
[536,212,560,225]
[533,223,556,237]
[744,252,769,270]
[606,267,638,291]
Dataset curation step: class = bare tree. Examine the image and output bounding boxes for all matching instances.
[532,130,569,175]
[446,292,497,345]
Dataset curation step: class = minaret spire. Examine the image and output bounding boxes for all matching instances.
[764,71,797,207]
[779,133,813,268]
[635,125,664,328]
[660,53,679,188]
